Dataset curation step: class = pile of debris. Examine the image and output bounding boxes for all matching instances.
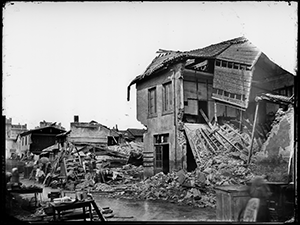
[74,164,144,192]
[108,142,144,167]
[107,142,143,155]
[42,141,135,189]
[102,170,216,208]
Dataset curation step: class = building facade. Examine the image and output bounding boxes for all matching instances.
[17,126,65,155]
[68,116,118,147]
[5,118,28,158]
[128,37,295,177]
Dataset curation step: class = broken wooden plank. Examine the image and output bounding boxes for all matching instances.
[224,123,249,146]
[184,125,203,166]
[198,128,216,154]
[248,100,260,164]
[211,129,229,151]
[214,127,241,152]
[201,128,218,152]
[199,109,214,129]
[194,129,210,154]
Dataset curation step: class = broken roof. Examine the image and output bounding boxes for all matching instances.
[19,126,65,137]
[128,36,252,87]
[258,93,294,105]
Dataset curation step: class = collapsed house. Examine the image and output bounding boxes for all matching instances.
[37,122,145,189]
[127,36,295,178]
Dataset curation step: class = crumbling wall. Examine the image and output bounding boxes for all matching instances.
[261,106,294,162]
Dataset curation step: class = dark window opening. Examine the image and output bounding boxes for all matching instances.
[148,87,157,116]
[217,89,224,95]
[221,61,227,67]
[236,94,242,100]
[163,82,173,113]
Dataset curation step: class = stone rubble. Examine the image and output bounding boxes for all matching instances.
[24,106,293,210]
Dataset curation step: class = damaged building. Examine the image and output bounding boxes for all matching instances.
[17,125,65,156]
[127,36,294,178]
[68,115,120,147]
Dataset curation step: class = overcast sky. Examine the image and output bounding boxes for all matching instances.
[3,1,298,130]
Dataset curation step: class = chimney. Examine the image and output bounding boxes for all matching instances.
[115,124,118,131]
[74,115,79,123]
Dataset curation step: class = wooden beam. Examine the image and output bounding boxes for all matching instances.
[214,102,217,124]
[247,100,260,164]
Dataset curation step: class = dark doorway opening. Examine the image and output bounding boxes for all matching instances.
[198,100,208,123]
[162,144,169,174]
[186,139,197,172]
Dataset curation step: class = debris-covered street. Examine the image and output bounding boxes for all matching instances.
[4,2,297,223]
[5,103,295,222]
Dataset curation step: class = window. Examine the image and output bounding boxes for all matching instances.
[233,63,239,69]
[148,87,157,117]
[163,82,172,113]
[155,146,163,168]
[221,61,227,67]
[215,60,221,67]
[154,134,169,144]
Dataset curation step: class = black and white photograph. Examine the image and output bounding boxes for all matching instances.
[3,1,297,223]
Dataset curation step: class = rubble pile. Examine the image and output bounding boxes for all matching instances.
[107,142,143,155]
[103,170,216,208]
[74,164,144,191]
[109,164,144,183]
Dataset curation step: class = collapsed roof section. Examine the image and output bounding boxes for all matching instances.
[127,36,293,110]
[127,37,260,104]
[257,93,294,105]
[128,36,249,88]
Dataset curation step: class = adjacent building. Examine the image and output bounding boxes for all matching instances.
[128,36,295,177]
[68,115,119,147]
[17,125,65,155]
[5,118,28,158]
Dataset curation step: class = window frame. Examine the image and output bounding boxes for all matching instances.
[148,87,157,118]
[153,134,169,170]
[162,82,173,114]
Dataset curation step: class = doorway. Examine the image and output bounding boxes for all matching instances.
[154,144,170,174]
[154,134,170,174]
[198,100,208,123]
[186,140,197,172]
